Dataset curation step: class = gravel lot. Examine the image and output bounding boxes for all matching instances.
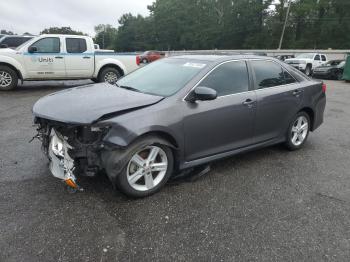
[0,79,350,262]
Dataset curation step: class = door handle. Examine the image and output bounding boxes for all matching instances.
[83,56,91,59]
[55,56,64,59]
[242,99,255,107]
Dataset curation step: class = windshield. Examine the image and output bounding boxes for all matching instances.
[296,53,315,59]
[117,58,207,97]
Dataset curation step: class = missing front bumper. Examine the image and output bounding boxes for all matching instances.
[48,129,82,190]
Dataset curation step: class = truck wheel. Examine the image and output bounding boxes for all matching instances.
[305,65,312,76]
[0,66,18,91]
[98,67,121,85]
[91,78,98,83]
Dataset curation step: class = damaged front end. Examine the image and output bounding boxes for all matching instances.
[34,118,110,190]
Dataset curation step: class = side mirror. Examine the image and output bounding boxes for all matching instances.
[187,86,217,102]
[28,46,38,53]
[0,44,8,48]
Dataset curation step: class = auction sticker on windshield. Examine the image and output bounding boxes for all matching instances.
[183,62,206,69]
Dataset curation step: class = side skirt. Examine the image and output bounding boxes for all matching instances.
[180,137,285,170]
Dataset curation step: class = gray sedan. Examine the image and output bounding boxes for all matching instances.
[33,55,326,197]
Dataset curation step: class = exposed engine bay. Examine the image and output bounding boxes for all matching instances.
[34,117,110,189]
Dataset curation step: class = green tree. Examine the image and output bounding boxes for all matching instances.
[40,27,86,35]
[94,24,118,50]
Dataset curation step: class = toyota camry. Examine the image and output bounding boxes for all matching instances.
[32,55,326,198]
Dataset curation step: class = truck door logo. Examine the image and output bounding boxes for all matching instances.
[38,57,54,63]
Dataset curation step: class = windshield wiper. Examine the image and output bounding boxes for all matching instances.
[118,85,143,93]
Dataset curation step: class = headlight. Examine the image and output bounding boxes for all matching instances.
[51,132,64,157]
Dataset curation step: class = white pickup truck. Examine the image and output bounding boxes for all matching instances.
[0,34,139,90]
[285,53,328,76]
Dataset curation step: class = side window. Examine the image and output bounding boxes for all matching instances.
[199,61,249,96]
[321,55,326,61]
[314,55,320,61]
[66,38,87,53]
[283,70,297,84]
[251,60,285,89]
[30,37,60,53]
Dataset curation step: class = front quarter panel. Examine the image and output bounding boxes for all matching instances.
[100,98,185,158]
[0,53,26,78]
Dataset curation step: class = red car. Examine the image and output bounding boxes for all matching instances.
[136,51,165,65]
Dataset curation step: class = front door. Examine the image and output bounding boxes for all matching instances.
[184,60,256,161]
[249,60,304,143]
[23,37,66,79]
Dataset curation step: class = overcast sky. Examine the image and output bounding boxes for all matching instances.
[0,0,154,36]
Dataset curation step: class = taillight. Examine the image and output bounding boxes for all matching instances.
[322,83,327,93]
[136,56,140,66]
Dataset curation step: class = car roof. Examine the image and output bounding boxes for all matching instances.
[170,54,277,63]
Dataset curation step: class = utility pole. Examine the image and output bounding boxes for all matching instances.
[278,0,292,50]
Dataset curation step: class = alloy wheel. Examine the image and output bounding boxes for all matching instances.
[0,71,12,88]
[126,146,168,191]
[291,116,309,146]
[104,71,118,84]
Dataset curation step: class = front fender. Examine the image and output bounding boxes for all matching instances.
[0,55,26,79]
[103,124,179,149]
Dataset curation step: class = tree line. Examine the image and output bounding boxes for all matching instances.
[3,0,350,51]
[95,0,350,51]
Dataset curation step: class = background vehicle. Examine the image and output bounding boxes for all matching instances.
[0,35,34,49]
[0,34,139,90]
[285,53,327,76]
[312,60,345,80]
[33,55,326,198]
[0,34,7,40]
[136,50,165,65]
[275,55,295,61]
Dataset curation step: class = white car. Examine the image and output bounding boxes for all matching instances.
[285,53,328,76]
[0,34,139,90]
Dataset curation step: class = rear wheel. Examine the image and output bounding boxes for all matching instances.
[107,137,174,198]
[0,66,18,91]
[285,112,310,150]
[98,67,121,85]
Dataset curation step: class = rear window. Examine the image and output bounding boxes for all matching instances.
[66,38,87,53]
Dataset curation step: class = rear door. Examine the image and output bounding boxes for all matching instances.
[250,60,303,143]
[23,36,66,79]
[184,60,256,161]
[64,37,94,78]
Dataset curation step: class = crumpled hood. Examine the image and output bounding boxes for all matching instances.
[33,83,164,124]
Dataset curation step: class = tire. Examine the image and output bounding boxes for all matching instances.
[98,67,121,85]
[91,78,98,83]
[305,65,312,76]
[335,71,343,80]
[0,66,18,91]
[105,137,174,198]
[142,58,148,64]
[285,111,311,151]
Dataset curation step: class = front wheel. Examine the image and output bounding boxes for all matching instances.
[285,112,310,151]
[335,71,343,80]
[106,137,174,198]
[0,66,18,91]
[305,65,312,76]
[98,67,121,85]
